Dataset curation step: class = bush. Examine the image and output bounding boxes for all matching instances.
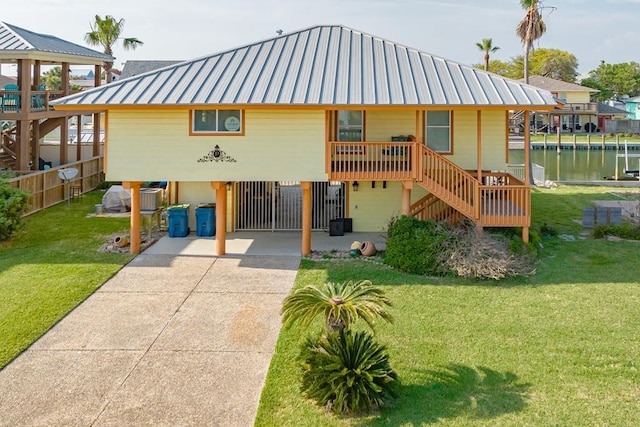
[593,222,640,240]
[385,216,536,280]
[0,179,30,241]
[300,330,398,414]
[385,216,452,276]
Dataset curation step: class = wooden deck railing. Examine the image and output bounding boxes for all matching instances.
[419,144,479,220]
[0,89,73,114]
[8,156,104,216]
[328,141,417,181]
[327,140,530,228]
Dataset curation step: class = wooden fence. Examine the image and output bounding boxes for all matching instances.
[8,156,104,216]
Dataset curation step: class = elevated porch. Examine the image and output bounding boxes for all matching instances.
[327,140,532,235]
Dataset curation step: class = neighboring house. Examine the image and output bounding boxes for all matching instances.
[0,21,112,171]
[622,96,640,120]
[120,60,182,79]
[523,75,600,133]
[52,25,558,255]
[0,74,17,87]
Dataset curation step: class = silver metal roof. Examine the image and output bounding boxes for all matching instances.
[0,21,113,62]
[53,25,557,108]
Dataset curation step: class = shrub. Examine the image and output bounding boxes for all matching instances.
[281,280,393,334]
[593,222,640,240]
[0,179,30,241]
[300,330,398,414]
[385,215,452,276]
[385,216,536,280]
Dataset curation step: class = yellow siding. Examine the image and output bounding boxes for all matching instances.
[447,110,477,169]
[481,110,508,171]
[366,111,416,140]
[348,181,428,232]
[564,91,591,104]
[106,109,327,182]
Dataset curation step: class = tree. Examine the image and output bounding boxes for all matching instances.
[281,280,393,334]
[584,61,640,100]
[84,15,143,84]
[475,38,500,72]
[41,66,62,90]
[504,48,578,82]
[516,0,548,83]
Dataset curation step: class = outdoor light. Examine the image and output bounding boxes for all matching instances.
[226,181,232,191]
[352,181,359,192]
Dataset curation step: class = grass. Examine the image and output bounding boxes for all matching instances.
[0,191,134,368]
[255,185,640,426]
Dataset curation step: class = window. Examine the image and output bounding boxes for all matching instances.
[191,109,243,134]
[337,110,363,142]
[425,111,451,153]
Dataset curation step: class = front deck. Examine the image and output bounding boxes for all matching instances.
[327,141,531,229]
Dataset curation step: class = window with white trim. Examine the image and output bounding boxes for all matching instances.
[192,109,242,133]
[425,110,451,153]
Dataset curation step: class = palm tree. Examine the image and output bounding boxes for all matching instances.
[516,0,547,84]
[84,15,143,84]
[475,38,500,72]
[281,280,393,334]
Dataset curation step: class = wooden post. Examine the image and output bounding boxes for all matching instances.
[476,110,482,183]
[60,117,68,165]
[76,114,82,161]
[93,65,102,157]
[401,181,413,215]
[211,182,227,256]
[124,181,142,254]
[17,121,30,170]
[301,181,312,256]
[524,111,531,186]
[556,119,561,154]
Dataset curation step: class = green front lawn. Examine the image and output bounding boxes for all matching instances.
[0,192,134,368]
[256,186,640,426]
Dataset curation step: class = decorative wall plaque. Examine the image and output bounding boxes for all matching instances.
[197,145,237,163]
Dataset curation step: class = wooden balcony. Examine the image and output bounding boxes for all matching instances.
[328,141,531,229]
[557,102,598,115]
[0,89,65,113]
[328,141,418,181]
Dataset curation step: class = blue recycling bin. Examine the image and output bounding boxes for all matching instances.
[195,204,216,237]
[167,204,190,237]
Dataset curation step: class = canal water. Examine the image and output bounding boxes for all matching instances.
[509,148,640,182]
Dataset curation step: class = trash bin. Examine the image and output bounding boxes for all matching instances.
[195,204,216,237]
[329,219,344,236]
[167,204,190,237]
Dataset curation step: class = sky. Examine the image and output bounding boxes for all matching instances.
[2,0,640,77]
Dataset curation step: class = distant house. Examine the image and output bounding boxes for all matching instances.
[621,96,640,120]
[53,25,558,254]
[120,60,182,79]
[523,75,600,132]
[0,74,17,87]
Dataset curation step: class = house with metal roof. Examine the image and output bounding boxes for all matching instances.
[52,25,558,255]
[0,20,113,173]
[521,75,603,132]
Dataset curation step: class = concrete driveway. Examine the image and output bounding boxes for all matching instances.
[0,253,300,426]
[0,231,386,426]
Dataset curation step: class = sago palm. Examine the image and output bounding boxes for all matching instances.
[281,280,393,334]
[475,38,500,72]
[300,329,398,414]
[516,0,547,83]
[84,15,143,84]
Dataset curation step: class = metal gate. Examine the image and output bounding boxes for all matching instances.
[234,181,345,231]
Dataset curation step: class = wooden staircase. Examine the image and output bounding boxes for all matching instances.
[414,144,530,229]
[0,125,17,170]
